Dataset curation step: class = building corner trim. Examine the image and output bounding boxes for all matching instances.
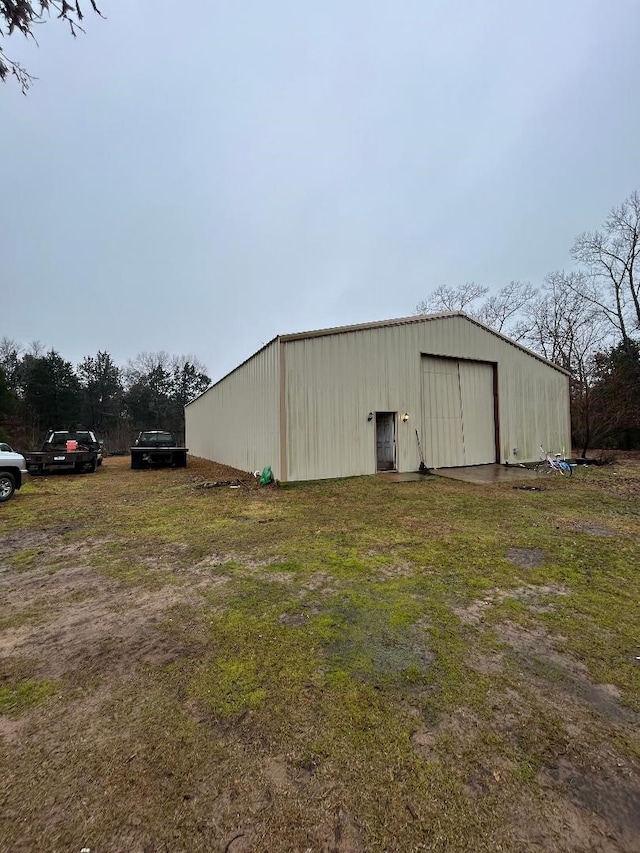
[279,340,288,482]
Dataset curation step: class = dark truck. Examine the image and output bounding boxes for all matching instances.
[24,430,103,475]
[130,431,188,469]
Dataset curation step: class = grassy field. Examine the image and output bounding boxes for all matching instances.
[0,455,639,852]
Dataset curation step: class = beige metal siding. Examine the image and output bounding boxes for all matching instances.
[283,315,570,480]
[185,341,281,479]
[499,359,571,463]
[283,324,420,481]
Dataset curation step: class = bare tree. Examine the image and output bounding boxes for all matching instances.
[475,280,537,339]
[415,280,537,340]
[27,340,45,358]
[123,350,210,441]
[522,272,608,368]
[521,272,611,456]
[571,190,640,344]
[168,353,209,379]
[415,282,488,315]
[1,0,104,93]
[0,337,22,359]
[124,351,173,388]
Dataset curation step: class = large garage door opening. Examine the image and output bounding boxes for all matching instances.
[421,356,496,468]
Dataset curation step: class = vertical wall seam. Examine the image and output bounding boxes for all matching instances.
[457,361,466,464]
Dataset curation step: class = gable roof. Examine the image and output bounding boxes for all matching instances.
[186,311,568,407]
[279,311,460,341]
[279,311,570,375]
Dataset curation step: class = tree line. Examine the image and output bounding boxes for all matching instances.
[0,345,211,453]
[415,190,640,456]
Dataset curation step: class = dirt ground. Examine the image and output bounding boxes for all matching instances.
[0,455,639,852]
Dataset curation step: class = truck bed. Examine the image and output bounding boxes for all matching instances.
[25,449,99,474]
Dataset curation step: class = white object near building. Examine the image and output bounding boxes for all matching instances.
[185,313,571,482]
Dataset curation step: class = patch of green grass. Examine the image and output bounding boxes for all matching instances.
[7,548,43,572]
[263,559,304,573]
[0,679,58,714]
[188,656,268,717]
[0,611,39,632]
[184,602,320,723]
[305,587,427,691]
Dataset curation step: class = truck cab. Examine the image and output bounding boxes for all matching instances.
[134,430,177,448]
[43,430,103,465]
[0,443,28,502]
[130,431,188,469]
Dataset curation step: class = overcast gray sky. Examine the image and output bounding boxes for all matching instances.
[2,0,640,380]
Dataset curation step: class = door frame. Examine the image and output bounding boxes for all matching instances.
[375,411,397,472]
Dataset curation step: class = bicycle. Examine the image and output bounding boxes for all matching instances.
[535,445,574,475]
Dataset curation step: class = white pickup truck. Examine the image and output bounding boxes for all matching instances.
[0,443,28,503]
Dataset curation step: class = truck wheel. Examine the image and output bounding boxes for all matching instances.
[88,458,97,473]
[0,472,16,502]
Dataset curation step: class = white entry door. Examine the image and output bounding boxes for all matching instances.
[375,412,396,471]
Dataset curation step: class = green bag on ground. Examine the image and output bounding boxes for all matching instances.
[259,466,273,486]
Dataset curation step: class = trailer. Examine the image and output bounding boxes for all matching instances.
[130,430,188,470]
[25,430,102,475]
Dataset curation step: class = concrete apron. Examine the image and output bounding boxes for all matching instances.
[433,464,539,484]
